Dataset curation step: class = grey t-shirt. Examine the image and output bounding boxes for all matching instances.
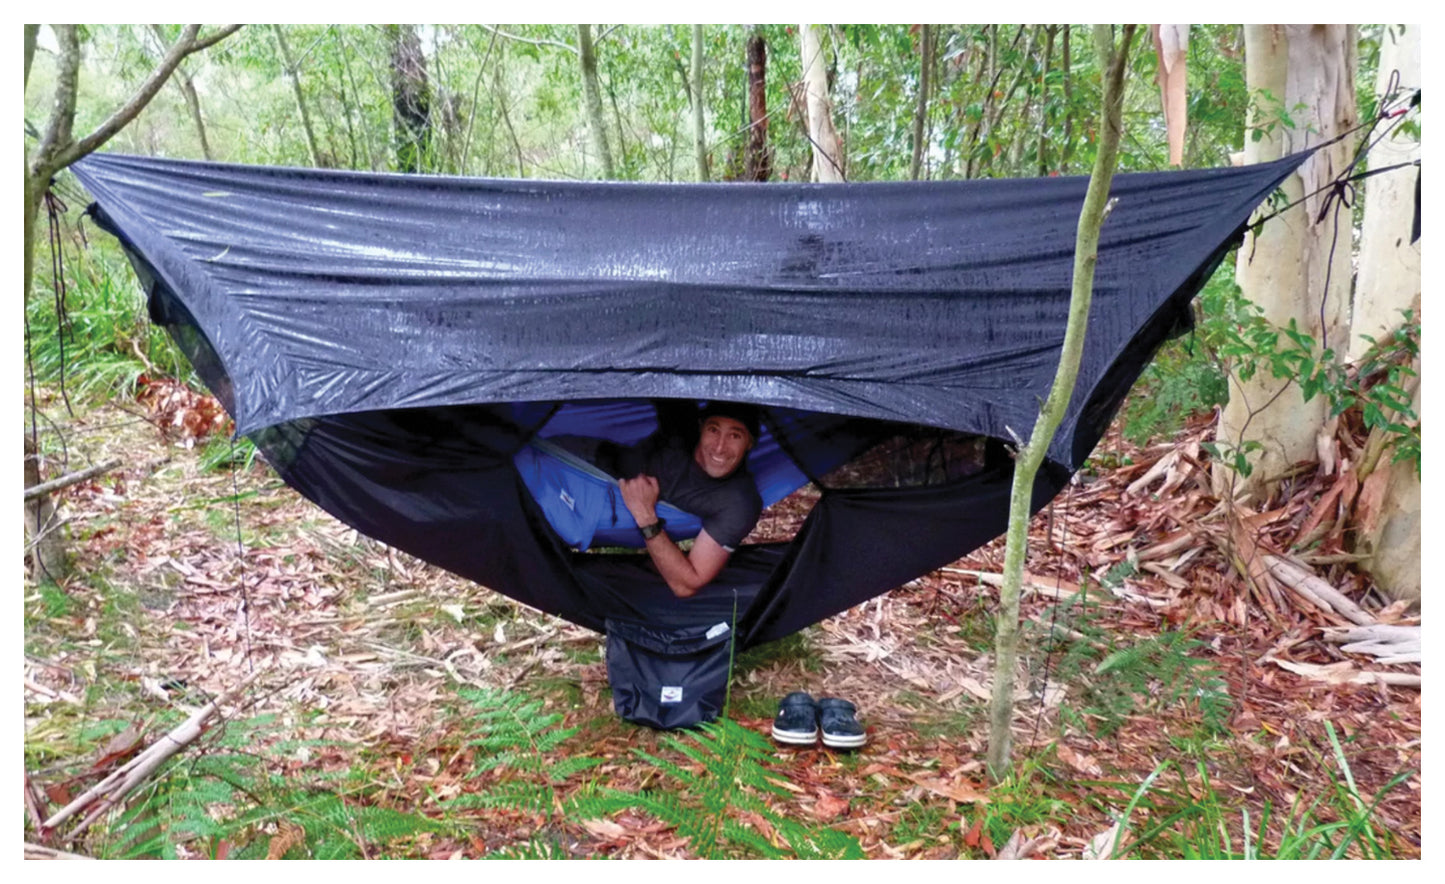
[603,439,763,551]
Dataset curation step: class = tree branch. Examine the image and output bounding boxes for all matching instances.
[42,667,265,832]
[25,458,124,502]
[52,24,243,170]
[477,24,575,55]
[188,23,243,53]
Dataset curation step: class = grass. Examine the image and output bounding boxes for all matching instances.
[894,689,982,740]
[974,754,1073,848]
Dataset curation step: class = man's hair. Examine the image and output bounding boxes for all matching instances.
[698,401,761,443]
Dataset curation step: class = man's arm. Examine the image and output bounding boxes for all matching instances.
[619,475,730,599]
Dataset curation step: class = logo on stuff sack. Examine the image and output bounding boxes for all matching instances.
[660,686,684,704]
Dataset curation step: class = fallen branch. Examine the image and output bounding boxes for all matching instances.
[1266,657,1420,689]
[945,568,1080,600]
[1322,623,1421,664]
[24,458,124,501]
[1262,555,1374,626]
[42,668,264,833]
[25,843,94,860]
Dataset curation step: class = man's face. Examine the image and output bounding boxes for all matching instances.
[693,416,753,479]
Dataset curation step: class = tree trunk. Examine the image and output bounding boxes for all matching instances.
[1214,25,1357,501]
[336,29,377,170]
[388,24,432,173]
[1037,25,1055,176]
[25,435,67,582]
[910,24,933,180]
[1350,25,1420,605]
[1351,25,1419,359]
[495,47,525,178]
[692,25,709,182]
[149,26,212,160]
[1152,24,1190,167]
[745,29,771,182]
[272,25,324,168]
[800,24,843,182]
[577,24,615,179]
[987,24,1136,780]
[1061,26,1074,172]
[177,71,213,160]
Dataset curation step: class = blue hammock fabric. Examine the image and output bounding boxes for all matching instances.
[71,151,1312,725]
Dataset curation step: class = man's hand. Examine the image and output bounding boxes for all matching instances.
[618,474,660,526]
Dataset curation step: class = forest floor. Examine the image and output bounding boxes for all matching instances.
[23,384,1422,860]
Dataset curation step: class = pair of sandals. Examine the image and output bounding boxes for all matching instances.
[770,691,867,749]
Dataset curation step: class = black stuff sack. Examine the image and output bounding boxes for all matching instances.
[604,616,735,729]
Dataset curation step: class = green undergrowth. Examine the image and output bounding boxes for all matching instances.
[1104,723,1411,859]
[1025,564,1233,739]
[26,233,196,404]
[29,659,1413,859]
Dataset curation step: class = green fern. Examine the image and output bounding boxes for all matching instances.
[441,687,604,822]
[88,714,441,860]
[1049,617,1233,738]
[610,718,865,859]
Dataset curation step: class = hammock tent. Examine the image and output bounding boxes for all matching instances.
[72,151,1310,727]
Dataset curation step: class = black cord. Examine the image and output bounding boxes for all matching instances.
[44,189,75,417]
[230,436,255,672]
[1029,476,1075,752]
[1246,82,1418,232]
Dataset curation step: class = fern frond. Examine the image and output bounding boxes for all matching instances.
[439,781,553,816]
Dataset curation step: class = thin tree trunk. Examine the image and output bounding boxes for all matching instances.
[745,28,771,181]
[692,25,709,181]
[577,24,615,178]
[986,24,1136,780]
[336,29,377,170]
[606,65,628,176]
[966,25,1028,177]
[801,24,843,182]
[495,49,525,177]
[335,64,360,169]
[910,24,933,180]
[1061,26,1074,172]
[1038,25,1056,176]
[460,27,499,176]
[272,25,323,167]
[149,26,212,160]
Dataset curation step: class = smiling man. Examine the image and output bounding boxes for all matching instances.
[616,402,764,598]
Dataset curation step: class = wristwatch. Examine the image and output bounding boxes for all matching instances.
[639,518,667,541]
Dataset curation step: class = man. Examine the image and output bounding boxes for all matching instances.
[615,402,763,598]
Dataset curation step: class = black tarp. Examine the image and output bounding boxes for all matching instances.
[72,152,1310,651]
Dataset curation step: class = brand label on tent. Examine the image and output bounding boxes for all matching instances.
[705,622,730,641]
[659,686,684,704]
[559,489,575,511]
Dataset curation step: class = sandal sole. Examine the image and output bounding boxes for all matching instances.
[771,727,819,745]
